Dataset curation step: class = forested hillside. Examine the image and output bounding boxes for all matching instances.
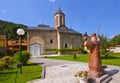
[0,20,27,40]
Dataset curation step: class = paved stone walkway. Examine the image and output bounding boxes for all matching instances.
[29,57,87,67]
[29,57,120,83]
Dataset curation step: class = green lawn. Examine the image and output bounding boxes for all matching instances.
[43,54,120,66]
[0,63,42,83]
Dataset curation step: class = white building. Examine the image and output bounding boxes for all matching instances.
[109,45,120,53]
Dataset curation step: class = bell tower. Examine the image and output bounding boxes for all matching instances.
[54,8,65,29]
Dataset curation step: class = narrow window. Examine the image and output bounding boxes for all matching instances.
[55,16,58,26]
[60,16,62,25]
[65,43,67,48]
[50,39,53,44]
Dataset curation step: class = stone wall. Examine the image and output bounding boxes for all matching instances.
[44,30,58,49]
[72,34,82,48]
[27,29,82,55]
[27,30,58,54]
[60,33,82,49]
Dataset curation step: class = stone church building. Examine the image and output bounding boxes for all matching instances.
[27,8,82,56]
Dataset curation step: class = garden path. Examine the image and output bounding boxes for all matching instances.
[29,57,120,83]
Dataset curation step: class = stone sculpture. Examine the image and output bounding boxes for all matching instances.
[84,33,103,78]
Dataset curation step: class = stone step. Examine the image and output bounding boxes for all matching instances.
[102,76,112,83]
[96,74,109,83]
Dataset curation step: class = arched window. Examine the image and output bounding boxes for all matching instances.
[50,39,53,44]
[65,43,67,48]
[60,16,62,25]
[55,16,58,26]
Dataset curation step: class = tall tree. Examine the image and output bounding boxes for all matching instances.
[99,34,109,55]
[109,34,120,46]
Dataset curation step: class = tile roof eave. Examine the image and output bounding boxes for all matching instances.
[59,31,82,35]
[27,29,56,31]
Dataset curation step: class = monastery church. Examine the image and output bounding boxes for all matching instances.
[27,8,82,56]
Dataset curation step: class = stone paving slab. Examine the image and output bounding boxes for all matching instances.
[29,57,120,83]
[34,63,88,83]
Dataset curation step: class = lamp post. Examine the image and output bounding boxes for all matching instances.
[17,28,25,74]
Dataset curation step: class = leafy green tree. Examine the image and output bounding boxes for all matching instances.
[99,34,109,55]
[109,34,120,46]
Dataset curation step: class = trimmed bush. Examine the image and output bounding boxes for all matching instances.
[0,61,4,70]
[58,48,79,52]
[22,51,31,66]
[2,56,10,68]
[2,55,15,69]
[45,48,58,54]
[0,52,4,58]
[45,48,57,51]
[2,56,10,61]
[58,48,85,54]
[14,51,31,66]
[45,47,88,54]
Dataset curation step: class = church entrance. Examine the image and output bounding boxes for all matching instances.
[30,43,43,56]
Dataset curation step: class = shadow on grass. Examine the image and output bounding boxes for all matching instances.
[26,63,44,66]
[35,76,41,79]
[0,70,17,74]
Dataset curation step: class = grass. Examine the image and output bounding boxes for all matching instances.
[45,54,89,62]
[43,54,120,66]
[102,56,120,66]
[0,63,42,83]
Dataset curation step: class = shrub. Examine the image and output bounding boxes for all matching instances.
[45,48,57,51]
[2,56,10,68]
[75,71,89,79]
[0,61,4,70]
[58,48,79,52]
[14,51,31,66]
[13,52,19,63]
[113,53,120,56]
[2,56,10,60]
[104,52,120,56]
[22,51,31,66]
[9,57,15,65]
[2,55,15,68]
[0,52,4,58]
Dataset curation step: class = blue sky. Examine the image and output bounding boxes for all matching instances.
[0,0,120,38]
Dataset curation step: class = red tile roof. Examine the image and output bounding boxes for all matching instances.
[8,40,27,46]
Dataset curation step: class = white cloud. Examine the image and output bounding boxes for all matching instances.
[49,0,56,2]
[1,10,6,13]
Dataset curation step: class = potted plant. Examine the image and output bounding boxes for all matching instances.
[74,71,89,83]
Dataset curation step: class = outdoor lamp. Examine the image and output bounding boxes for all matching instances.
[17,28,25,74]
[17,29,25,35]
